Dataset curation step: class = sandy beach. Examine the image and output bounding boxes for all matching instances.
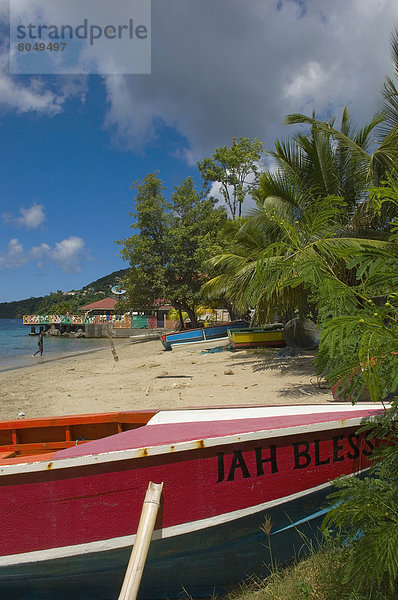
[0,338,333,420]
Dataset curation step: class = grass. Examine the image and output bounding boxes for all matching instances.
[222,543,396,600]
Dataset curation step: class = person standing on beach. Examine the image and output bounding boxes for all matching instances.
[33,327,44,357]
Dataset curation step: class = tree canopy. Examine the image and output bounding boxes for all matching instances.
[198,137,263,219]
[117,173,227,327]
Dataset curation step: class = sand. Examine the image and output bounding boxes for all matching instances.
[0,339,333,420]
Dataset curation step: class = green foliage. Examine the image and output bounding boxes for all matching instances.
[304,177,398,401]
[198,137,263,218]
[117,173,227,325]
[321,403,398,595]
[82,269,128,293]
[203,102,398,323]
[48,301,72,314]
[118,172,170,310]
[222,542,395,600]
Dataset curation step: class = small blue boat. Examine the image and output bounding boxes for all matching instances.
[160,321,247,351]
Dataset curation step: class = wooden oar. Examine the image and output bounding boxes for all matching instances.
[118,481,164,600]
[107,331,119,362]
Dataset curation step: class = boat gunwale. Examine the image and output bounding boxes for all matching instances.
[228,325,284,336]
[0,411,383,476]
[0,410,157,432]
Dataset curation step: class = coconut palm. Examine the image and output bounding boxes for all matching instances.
[204,103,398,321]
[202,218,267,318]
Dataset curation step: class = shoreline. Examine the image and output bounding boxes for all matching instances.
[0,339,130,374]
[0,339,334,421]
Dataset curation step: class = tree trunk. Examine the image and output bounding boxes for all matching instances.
[225,300,238,322]
[178,308,185,330]
[184,305,199,328]
[172,302,199,329]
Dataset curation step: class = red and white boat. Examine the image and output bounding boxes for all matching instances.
[0,403,385,599]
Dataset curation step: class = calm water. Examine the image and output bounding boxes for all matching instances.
[0,319,110,372]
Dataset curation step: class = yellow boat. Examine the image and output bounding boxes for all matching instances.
[228,326,286,349]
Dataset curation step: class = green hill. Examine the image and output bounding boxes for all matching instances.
[82,269,128,293]
[0,269,129,318]
[0,296,45,319]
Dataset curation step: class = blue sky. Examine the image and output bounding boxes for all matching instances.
[1,0,398,302]
[0,77,195,301]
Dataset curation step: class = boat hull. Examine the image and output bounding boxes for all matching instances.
[0,487,328,600]
[170,336,229,351]
[0,405,383,599]
[228,327,286,349]
[161,321,246,350]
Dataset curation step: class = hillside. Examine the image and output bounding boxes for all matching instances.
[0,269,129,318]
[82,269,128,293]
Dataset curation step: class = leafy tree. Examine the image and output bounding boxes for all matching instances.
[309,174,398,402]
[201,217,262,318]
[321,400,398,596]
[117,173,227,327]
[322,451,398,596]
[198,137,263,218]
[48,301,73,314]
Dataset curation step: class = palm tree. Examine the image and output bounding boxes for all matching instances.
[202,218,265,318]
[204,104,398,321]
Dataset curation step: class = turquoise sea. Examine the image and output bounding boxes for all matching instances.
[0,319,110,372]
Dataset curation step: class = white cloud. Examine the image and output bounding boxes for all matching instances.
[51,236,85,273]
[0,54,64,115]
[1,0,398,157]
[284,61,329,101]
[0,238,28,268]
[0,236,86,272]
[30,242,51,260]
[2,203,46,229]
[17,204,46,229]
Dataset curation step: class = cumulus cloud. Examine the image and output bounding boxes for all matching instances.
[2,203,46,229]
[1,0,397,157]
[0,1,87,117]
[0,238,28,268]
[51,237,85,272]
[0,236,86,272]
[0,68,63,115]
[17,204,46,229]
[102,0,398,158]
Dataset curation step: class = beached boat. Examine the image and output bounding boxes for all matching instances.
[0,404,384,600]
[228,325,286,349]
[170,335,230,351]
[160,320,246,350]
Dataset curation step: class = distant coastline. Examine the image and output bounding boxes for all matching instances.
[0,268,128,318]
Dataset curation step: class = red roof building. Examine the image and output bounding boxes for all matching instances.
[79,297,118,314]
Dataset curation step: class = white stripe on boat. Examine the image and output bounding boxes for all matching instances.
[170,337,229,350]
[147,404,385,425]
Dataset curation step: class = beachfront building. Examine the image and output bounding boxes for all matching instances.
[23,296,229,337]
[80,297,118,318]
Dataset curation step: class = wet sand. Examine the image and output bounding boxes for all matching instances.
[0,338,333,420]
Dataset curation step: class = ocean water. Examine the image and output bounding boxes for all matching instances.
[0,319,110,372]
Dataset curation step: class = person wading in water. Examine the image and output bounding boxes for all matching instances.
[33,327,44,357]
